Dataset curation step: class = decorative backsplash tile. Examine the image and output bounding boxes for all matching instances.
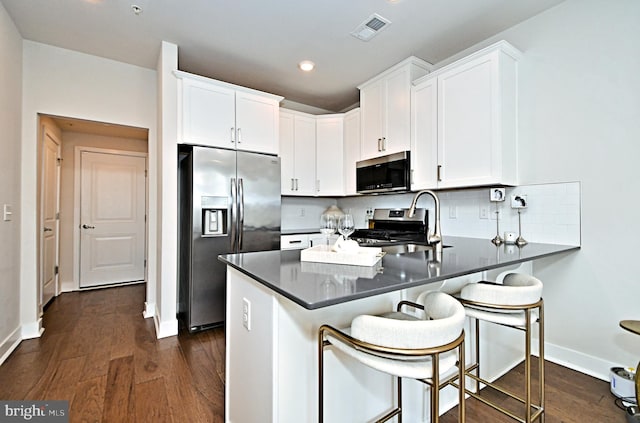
[282,181,581,246]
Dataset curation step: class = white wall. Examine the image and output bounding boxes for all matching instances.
[21,41,158,337]
[481,0,640,379]
[0,1,23,364]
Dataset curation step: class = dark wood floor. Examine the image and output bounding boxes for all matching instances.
[0,284,627,422]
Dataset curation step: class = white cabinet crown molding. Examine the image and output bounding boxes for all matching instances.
[412,40,522,86]
[173,69,284,102]
[357,56,433,90]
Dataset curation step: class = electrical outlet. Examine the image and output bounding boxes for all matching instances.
[479,206,489,219]
[242,298,251,331]
[449,205,457,219]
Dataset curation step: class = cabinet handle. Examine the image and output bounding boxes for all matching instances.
[316,180,320,192]
[291,178,295,191]
[289,240,302,244]
[382,137,386,151]
[237,128,242,143]
[295,179,299,191]
[230,127,235,143]
[377,138,381,151]
[437,165,442,182]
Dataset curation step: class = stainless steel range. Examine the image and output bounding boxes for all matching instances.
[352,208,429,246]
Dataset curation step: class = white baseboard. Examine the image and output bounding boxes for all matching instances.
[0,327,22,366]
[60,279,75,293]
[143,301,155,319]
[544,342,613,382]
[21,318,44,339]
[153,305,178,339]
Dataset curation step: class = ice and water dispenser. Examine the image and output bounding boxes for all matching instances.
[201,196,227,237]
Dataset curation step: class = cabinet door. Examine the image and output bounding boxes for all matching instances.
[316,116,344,196]
[359,80,384,160]
[279,112,296,194]
[343,109,360,195]
[384,67,412,155]
[281,234,309,250]
[437,55,495,188]
[236,91,280,155]
[181,78,235,147]
[293,115,317,196]
[410,78,438,190]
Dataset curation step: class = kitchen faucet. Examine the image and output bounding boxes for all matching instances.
[408,190,443,257]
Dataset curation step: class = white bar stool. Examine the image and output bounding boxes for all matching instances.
[318,291,466,423]
[458,273,544,423]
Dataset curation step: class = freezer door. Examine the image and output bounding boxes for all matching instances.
[189,146,236,329]
[236,151,281,253]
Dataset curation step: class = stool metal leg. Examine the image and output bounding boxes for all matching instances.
[539,302,545,423]
[319,332,325,423]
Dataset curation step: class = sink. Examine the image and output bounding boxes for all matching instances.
[381,243,451,255]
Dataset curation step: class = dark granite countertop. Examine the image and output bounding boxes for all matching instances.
[219,236,579,310]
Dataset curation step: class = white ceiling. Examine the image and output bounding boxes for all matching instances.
[2,0,565,112]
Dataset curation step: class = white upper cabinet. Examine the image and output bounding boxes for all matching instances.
[279,110,316,196]
[411,41,521,190]
[315,115,344,196]
[343,108,361,196]
[176,70,283,155]
[358,57,432,160]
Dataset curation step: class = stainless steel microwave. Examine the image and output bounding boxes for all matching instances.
[356,151,411,194]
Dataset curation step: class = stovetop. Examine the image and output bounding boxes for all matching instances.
[352,208,429,246]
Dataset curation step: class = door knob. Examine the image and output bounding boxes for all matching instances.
[82,224,95,229]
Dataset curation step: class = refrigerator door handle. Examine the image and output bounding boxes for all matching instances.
[238,178,244,250]
[230,178,237,251]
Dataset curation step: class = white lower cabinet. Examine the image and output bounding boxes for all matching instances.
[281,233,338,250]
[281,234,310,250]
[411,41,521,190]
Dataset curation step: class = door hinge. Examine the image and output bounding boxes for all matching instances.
[144,259,147,268]
[56,212,60,220]
[54,265,59,275]
[145,170,148,177]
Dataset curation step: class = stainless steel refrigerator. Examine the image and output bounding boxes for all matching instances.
[178,145,281,332]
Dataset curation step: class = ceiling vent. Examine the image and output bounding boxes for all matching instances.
[350,13,391,41]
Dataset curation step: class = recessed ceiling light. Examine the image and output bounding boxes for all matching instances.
[298,60,315,72]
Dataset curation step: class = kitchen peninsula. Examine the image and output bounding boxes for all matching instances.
[220,237,578,422]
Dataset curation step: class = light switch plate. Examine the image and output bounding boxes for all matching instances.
[3,204,12,221]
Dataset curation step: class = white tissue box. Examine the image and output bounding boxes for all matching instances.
[300,245,384,267]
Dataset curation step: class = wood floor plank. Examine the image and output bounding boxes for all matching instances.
[102,355,135,423]
[134,377,172,423]
[70,375,107,423]
[43,355,87,401]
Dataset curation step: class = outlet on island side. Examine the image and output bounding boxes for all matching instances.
[242,297,251,331]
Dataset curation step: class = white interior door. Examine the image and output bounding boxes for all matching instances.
[80,151,146,288]
[40,127,61,307]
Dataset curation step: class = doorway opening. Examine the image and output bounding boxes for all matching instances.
[38,114,149,313]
